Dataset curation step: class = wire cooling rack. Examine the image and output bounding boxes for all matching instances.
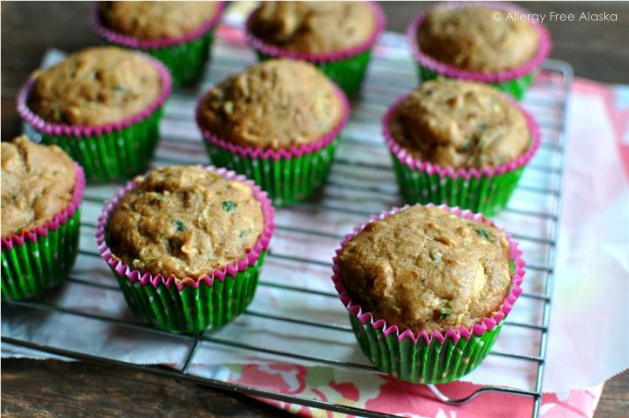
[2,32,573,418]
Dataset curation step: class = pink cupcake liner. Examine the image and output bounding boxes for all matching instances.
[382,92,541,181]
[95,166,275,291]
[407,2,552,83]
[196,85,351,161]
[245,1,386,63]
[332,203,525,346]
[92,1,226,49]
[16,53,172,139]
[1,162,85,249]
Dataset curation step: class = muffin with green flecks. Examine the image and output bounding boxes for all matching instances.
[94,1,225,86]
[96,165,275,333]
[246,1,385,97]
[332,204,525,383]
[17,46,171,183]
[196,59,350,206]
[2,136,85,301]
[383,78,540,217]
[408,3,551,100]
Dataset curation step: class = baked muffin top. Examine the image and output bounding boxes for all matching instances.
[198,59,343,149]
[417,5,539,73]
[337,206,511,334]
[27,47,162,126]
[107,165,264,283]
[1,136,76,238]
[388,79,529,169]
[99,1,219,39]
[249,1,376,54]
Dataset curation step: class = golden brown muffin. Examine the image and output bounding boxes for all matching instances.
[418,5,539,73]
[198,59,343,149]
[338,206,511,334]
[388,79,529,169]
[1,136,76,238]
[249,1,376,54]
[27,47,162,126]
[98,1,219,39]
[107,165,264,283]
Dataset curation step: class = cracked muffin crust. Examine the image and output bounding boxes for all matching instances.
[417,5,539,73]
[337,205,511,333]
[197,59,343,149]
[388,79,529,169]
[98,1,219,40]
[1,136,76,237]
[249,1,376,54]
[27,47,162,126]
[107,165,264,283]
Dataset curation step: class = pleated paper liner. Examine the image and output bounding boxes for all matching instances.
[92,1,226,86]
[383,94,541,217]
[407,2,552,100]
[245,2,386,98]
[17,54,172,183]
[196,86,350,207]
[95,166,275,334]
[332,204,525,384]
[1,163,85,301]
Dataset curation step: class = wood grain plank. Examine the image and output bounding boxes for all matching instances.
[1,359,295,418]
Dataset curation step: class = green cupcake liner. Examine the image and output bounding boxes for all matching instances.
[93,2,223,88]
[391,155,526,218]
[35,109,163,183]
[204,140,338,207]
[1,209,81,301]
[416,65,536,101]
[255,49,373,98]
[144,30,216,87]
[334,205,525,384]
[384,93,540,217]
[350,314,504,384]
[112,251,266,333]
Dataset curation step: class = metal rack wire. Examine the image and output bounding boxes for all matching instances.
[2,34,573,418]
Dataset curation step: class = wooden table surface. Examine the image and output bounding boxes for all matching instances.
[2,2,628,417]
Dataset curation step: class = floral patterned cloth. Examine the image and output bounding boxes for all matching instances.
[218,363,604,417]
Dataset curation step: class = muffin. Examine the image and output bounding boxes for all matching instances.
[246,1,385,97]
[1,136,85,301]
[383,79,540,217]
[332,204,525,384]
[408,3,551,100]
[96,165,274,333]
[196,59,350,206]
[17,46,172,183]
[94,1,225,86]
